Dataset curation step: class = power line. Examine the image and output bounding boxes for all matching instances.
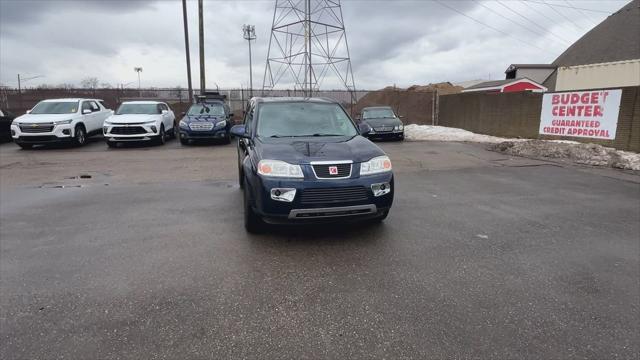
[563,0,600,25]
[523,0,614,14]
[435,0,556,55]
[540,0,584,31]
[474,0,553,40]
[493,0,572,45]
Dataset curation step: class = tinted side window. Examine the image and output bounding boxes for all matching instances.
[81,101,92,112]
[89,101,100,112]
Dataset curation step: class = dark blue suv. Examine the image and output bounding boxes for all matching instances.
[178,99,233,144]
[231,97,394,233]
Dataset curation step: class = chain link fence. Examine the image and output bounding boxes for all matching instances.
[0,87,439,125]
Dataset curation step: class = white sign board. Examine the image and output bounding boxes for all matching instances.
[539,89,622,140]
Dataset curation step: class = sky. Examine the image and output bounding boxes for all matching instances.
[0,0,631,90]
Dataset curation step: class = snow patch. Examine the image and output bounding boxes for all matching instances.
[404,124,639,171]
[404,124,519,143]
[492,141,640,171]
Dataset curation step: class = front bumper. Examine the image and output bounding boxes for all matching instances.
[368,130,404,139]
[179,126,229,140]
[11,124,74,144]
[103,123,160,142]
[249,172,394,223]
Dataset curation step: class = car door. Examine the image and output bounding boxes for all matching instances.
[88,101,104,132]
[80,101,97,132]
[162,104,175,129]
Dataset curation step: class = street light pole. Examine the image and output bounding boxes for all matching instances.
[242,24,256,98]
[134,67,143,94]
[182,0,193,103]
[198,0,206,94]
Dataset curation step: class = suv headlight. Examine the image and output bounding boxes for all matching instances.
[360,156,392,176]
[215,120,226,128]
[257,160,303,178]
[53,119,73,125]
[179,120,189,129]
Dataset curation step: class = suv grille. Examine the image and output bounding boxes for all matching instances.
[300,186,368,205]
[111,126,146,135]
[311,163,352,179]
[20,124,54,133]
[189,122,214,131]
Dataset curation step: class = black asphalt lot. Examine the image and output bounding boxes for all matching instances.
[1,138,638,359]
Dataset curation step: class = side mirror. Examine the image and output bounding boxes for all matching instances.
[229,113,234,118]
[355,114,361,120]
[358,122,372,136]
[161,110,168,114]
[26,110,31,114]
[398,115,404,119]
[82,109,91,114]
[181,112,186,116]
[230,124,250,138]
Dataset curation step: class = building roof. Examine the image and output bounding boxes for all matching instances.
[505,64,556,73]
[462,78,546,92]
[553,0,640,67]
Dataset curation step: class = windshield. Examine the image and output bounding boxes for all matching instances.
[256,102,358,138]
[363,108,395,119]
[116,103,161,115]
[30,101,79,114]
[188,103,225,116]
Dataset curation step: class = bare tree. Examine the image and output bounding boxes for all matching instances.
[80,77,99,89]
[100,82,113,89]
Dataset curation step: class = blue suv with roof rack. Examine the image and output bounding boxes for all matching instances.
[230,97,394,233]
[178,92,233,144]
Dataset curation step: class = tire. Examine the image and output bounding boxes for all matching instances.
[180,137,189,145]
[243,179,263,233]
[18,143,33,150]
[168,127,176,139]
[74,125,86,147]
[155,125,166,145]
[106,141,117,148]
[238,164,245,189]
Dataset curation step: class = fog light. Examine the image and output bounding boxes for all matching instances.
[151,126,157,133]
[371,182,391,197]
[102,127,108,134]
[11,129,16,136]
[270,188,296,202]
[62,129,71,135]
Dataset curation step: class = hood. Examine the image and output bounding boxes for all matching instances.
[255,135,385,164]
[13,113,78,124]
[363,117,402,127]
[107,114,160,124]
[183,114,226,123]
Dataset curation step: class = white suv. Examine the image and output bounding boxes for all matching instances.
[10,98,112,149]
[103,101,175,147]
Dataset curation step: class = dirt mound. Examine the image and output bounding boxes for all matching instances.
[354,83,462,125]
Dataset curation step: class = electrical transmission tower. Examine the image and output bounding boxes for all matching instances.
[262,0,356,99]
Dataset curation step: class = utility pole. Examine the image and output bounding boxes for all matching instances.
[305,0,312,97]
[182,0,193,103]
[198,0,205,94]
[242,24,256,98]
[17,74,21,94]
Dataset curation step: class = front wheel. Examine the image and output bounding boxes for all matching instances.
[74,125,86,147]
[155,125,166,145]
[18,143,33,150]
[243,179,264,233]
[106,141,117,148]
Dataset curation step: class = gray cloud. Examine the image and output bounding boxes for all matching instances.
[0,0,629,89]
